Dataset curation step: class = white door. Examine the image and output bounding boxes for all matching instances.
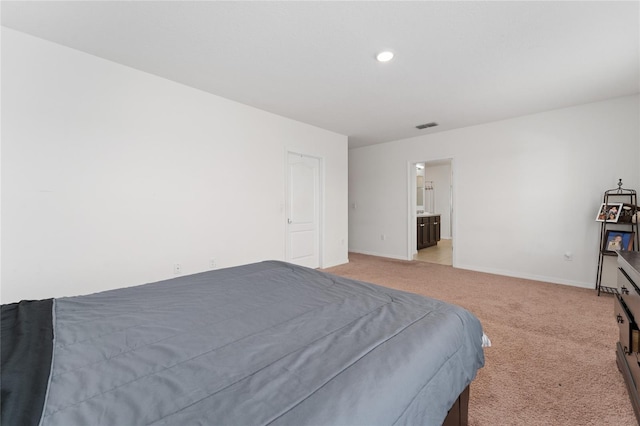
[286,153,320,268]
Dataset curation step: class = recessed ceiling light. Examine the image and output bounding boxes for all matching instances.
[376,51,394,62]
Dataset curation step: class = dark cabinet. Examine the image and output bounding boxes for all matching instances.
[417,215,440,250]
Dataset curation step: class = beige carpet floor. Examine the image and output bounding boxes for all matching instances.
[322,253,637,426]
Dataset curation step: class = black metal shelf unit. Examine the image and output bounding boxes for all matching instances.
[596,180,639,295]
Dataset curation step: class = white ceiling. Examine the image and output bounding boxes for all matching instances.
[2,1,638,148]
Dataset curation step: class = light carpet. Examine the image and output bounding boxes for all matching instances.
[323,253,637,426]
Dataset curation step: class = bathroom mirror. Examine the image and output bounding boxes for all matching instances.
[416,163,425,212]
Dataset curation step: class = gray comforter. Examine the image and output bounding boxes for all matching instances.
[40,261,484,426]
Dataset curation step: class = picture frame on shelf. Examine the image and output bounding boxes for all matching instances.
[618,203,638,223]
[603,230,635,254]
[596,202,623,222]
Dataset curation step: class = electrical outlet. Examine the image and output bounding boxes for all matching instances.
[174,263,182,274]
[381,234,386,241]
[210,259,216,269]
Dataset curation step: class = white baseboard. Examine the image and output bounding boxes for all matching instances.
[347,251,593,289]
[454,263,593,289]
[348,249,410,261]
[321,257,350,268]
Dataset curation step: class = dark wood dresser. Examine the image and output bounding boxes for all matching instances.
[615,250,640,422]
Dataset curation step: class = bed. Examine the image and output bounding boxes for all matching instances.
[1,260,485,426]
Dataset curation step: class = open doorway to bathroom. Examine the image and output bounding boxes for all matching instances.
[411,159,453,266]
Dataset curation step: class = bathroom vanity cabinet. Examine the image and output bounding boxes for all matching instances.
[417,214,440,250]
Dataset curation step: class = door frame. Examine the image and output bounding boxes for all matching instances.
[407,158,455,265]
[285,150,324,268]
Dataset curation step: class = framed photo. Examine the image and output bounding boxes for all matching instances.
[603,230,635,253]
[595,202,623,222]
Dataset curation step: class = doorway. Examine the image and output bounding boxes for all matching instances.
[285,152,322,268]
[409,159,453,266]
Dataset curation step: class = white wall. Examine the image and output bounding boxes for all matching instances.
[349,95,640,288]
[1,28,349,303]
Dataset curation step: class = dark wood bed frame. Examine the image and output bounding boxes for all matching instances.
[443,385,470,426]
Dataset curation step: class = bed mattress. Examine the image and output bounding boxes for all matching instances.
[2,260,484,426]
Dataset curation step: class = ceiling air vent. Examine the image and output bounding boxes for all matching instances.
[416,122,438,130]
